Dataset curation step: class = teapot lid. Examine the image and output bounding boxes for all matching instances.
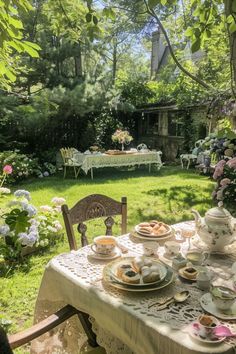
[206,206,232,219]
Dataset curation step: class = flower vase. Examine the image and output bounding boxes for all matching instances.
[121,142,124,151]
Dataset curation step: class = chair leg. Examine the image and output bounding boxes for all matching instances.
[74,166,77,179]
[63,166,67,178]
[77,312,98,348]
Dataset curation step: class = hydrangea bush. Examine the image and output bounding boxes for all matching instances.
[212,157,236,216]
[0,151,38,183]
[0,191,65,262]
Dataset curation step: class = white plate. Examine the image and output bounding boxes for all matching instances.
[103,263,174,292]
[200,293,236,320]
[88,248,121,261]
[131,229,174,242]
[110,258,168,287]
[135,223,172,238]
[188,323,225,344]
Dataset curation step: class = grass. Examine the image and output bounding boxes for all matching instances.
[0,165,215,352]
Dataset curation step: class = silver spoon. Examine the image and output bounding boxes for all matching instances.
[149,290,190,310]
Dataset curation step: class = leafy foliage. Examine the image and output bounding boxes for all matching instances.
[0,0,40,89]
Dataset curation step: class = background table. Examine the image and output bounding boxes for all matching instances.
[74,151,162,179]
[31,222,236,354]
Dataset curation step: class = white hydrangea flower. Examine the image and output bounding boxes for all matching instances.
[0,224,10,236]
[51,197,66,206]
[52,221,63,231]
[0,187,11,194]
[47,226,57,233]
[40,205,53,213]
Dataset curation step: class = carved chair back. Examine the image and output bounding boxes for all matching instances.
[62,194,127,249]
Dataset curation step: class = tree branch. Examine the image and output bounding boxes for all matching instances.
[143,0,214,91]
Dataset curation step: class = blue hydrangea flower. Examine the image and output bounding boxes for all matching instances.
[14,190,31,201]
[0,225,10,236]
[18,232,38,247]
[21,203,37,217]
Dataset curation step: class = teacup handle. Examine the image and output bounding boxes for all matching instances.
[203,252,209,263]
[91,244,98,253]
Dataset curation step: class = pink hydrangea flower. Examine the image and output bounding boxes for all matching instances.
[213,160,226,180]
[227,157,236,169]
[220,178,231,186]
[3,165,13,175]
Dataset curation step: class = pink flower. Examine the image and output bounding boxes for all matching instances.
[220,178,231,186]
[227,157,236,169]
[213,160,226,180]
[3,165,13,175]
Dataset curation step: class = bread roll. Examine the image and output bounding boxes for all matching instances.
[121,270,140,284]
[182,267,197,280]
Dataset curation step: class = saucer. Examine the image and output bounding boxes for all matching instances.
[200,293,236,320]
[188,323,225,344]
[89,247,121,261]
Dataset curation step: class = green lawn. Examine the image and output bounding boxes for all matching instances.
[0,166,215,353]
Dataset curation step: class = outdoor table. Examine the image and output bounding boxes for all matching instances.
[74,151,163,179]
[31,222,236,354]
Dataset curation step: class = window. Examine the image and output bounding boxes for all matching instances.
[168,112,184,137]
[146,112,159,134]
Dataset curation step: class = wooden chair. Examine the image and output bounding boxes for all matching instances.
[62,194,127,249]
[60,147,81,179]
[2,305,106,353]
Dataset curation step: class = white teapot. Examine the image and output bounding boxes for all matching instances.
[192,206,236,251]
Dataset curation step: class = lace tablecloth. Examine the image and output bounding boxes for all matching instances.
[74,151,162,175]
[31,222,236,354]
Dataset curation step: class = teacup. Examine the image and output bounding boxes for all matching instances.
[186,251,208,265]
[210,285,236,311]
[142,242,159,256]
[91,236,116,255]
[196,314,219,338]
[164,241,180,256]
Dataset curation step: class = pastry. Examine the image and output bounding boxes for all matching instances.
[141,268,160,283]
[139,226,153,234]
[132,257,145,272]
[153,224,167,236]
[116,264,133,278]
[182,266,198,280]
[139,222,151,227]
[149,220,158,227]
[121,270,141,284]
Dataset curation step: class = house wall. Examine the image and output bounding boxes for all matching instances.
[136,105,210,161]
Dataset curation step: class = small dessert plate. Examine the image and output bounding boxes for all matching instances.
[88,247,121,261]
[188,323,225,344]
[178,267,198,281]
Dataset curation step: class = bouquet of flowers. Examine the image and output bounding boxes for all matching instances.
[0,191,64,262]
[112,129,133,150]
[212,158,236,215]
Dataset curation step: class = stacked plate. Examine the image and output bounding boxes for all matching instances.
[133,221,173,241]
[103,257,174,292]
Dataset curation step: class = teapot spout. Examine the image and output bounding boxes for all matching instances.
[191,209,202,228]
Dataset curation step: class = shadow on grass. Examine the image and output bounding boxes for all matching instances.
[137,185,214,225]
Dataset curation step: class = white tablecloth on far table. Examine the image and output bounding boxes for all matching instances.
[31,222,236,354]
[74,151,162,174]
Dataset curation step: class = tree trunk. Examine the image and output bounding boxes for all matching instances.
[112,38,117,85]
[74,42,83,79]
[225,0,236,92]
